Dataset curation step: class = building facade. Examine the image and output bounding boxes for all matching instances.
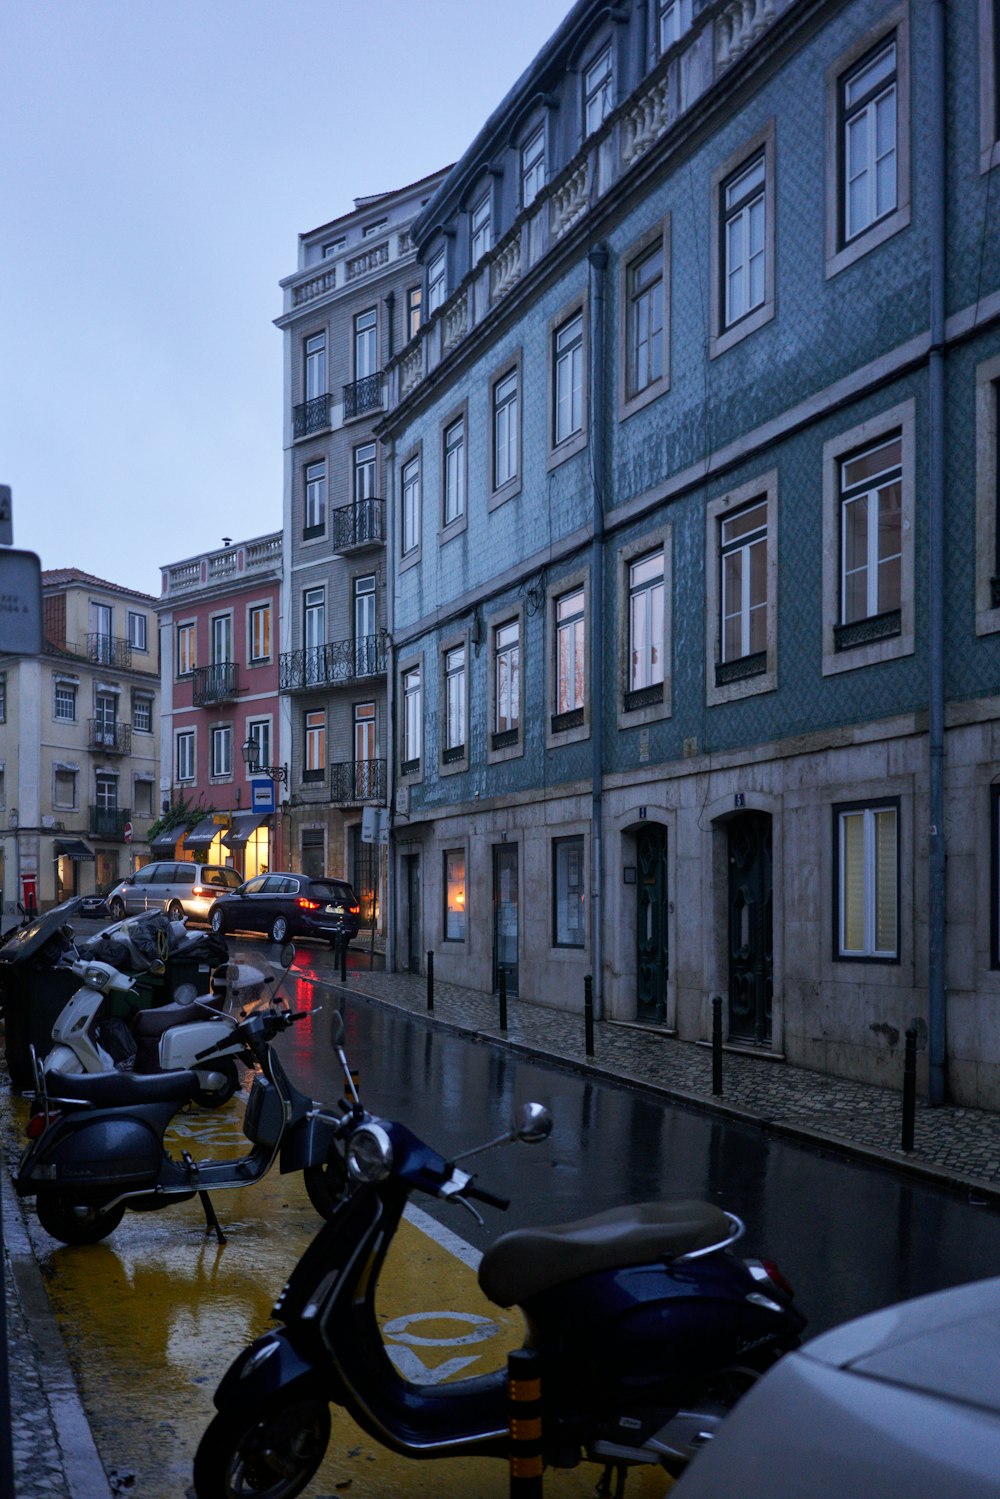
[379,0,1000,1108]
[275,171,449,935]
[157,534,283,874]
[0,568,160,912]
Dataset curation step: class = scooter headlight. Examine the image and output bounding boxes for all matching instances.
[347,1123,393,1183]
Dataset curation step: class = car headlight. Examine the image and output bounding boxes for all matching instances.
[346,1123,393,1183]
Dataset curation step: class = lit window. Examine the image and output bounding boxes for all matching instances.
[406,286,422,341]
[249,604,271,663]
[304,710,326,782]
[176,623,196,677]
[444,849,466,941]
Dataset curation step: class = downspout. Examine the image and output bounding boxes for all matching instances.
[385,438,398,975]
[927,0,947,1104]
[588,245,609,1020]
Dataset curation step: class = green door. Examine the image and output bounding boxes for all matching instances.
[727,812,773,1045]
[636,824,668,1023]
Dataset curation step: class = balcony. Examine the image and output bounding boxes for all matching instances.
[89,805,131,841]
[330,759,386,805]
[88,719,131,754]
[192,662,240,705]
[280,633,387,692]
[293,394,331,439]
[343,372,383,420]
[331,499,385,553]
[88,634,132,670]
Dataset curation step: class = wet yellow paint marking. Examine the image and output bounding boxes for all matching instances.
[17,1094,673,1497]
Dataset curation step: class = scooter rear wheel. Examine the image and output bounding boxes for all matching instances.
[302,1152,348,1218]
[193,1389,330,1499]
[36,1196,126,1246]
[191,1057,240,1110]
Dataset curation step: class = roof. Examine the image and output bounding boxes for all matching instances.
[300,165,454,242]
[42,568,157,605]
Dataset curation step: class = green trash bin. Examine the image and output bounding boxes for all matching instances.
[1,966,82,1090]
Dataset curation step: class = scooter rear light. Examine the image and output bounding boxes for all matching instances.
[296,897,321,911]
[750,1258,796,1299]
[26,1111,58,1139]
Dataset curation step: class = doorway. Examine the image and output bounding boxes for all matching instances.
[636,823,668,1023]
[493,843,519,996]
[403,853,421,975]
[727,812,773,1045]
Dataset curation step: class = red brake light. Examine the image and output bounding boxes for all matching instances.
[296,897,321,911]
[349,904,360,915]
[26,1110,58,1139]
[760,1259,795,1299]
[191,886,207,897]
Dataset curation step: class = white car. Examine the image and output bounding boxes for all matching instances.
[671,1276,1000,1499]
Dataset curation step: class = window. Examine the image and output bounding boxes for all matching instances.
[211,725,233,779]
[406,286,422,341]
[0,766,4,808]
[402,667,421,769]
[626,242,665,403]
[842,40,897,245]
[54,681,77,722]
[354,308,377,379]
[401,455,421,557]
[305,332,326,400]
[176,623,195,677]
[584,45,613,137]
[304,710,326,782]
[471,193,492,262]
[553,836,585,948]
[521,125,545,208]
[249,604,271,663]
[91,603,113,663]
[354,442,377,504]
[354,574,376,674]
[629,550,665,696]
[444,645,466,755]
[494,621,520,737]
[492,366,520,494]
[981,0,1000,171]
[836,802,898,960]
[176,731,195,782]
[723,154,766,329]
[427,251,446,314]
[555,588,585,718]
[303,587,325,685]
[553,312,584,450]
[127,611,147,651]
[135,779,153,816]
[362,217,387,239]
[211,613,232,665]
[94,693,117,745]
[246,718,271,776]
[132,696,152,733]
[0,675,5,721]
[658,0,691,51]
[975,354,1000,634]
[720,500,768,664]
[54,768,77,810]
[707,473,776,703]
[444,850,466,941]
[443,416,465,527]
[95,773,117,812]
[839,435,902,628]
[304,460,326,537]
[322,237,345,259]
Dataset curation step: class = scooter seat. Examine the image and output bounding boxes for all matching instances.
[43,1067,198,1108]
[133,996,223,1040]
[478,1199,733,1308]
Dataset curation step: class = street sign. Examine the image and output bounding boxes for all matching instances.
[123,822,133,843]
[0,485,12,546]
[0,548,42,654]
[251,778,276,813]
[361,806,378,844]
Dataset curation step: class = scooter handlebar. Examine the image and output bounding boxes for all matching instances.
[465,1184,510,1212]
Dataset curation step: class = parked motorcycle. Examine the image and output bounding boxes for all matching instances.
[16,947,352,1246]
[193,1012,806,1499]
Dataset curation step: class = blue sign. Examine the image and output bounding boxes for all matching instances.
[251,778,275,813]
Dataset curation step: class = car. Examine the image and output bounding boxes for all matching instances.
[669,1275,1000,1499]
[207,871,361,947]
[105,862,243,925]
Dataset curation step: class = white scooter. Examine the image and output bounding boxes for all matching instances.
[40,957,265,1108]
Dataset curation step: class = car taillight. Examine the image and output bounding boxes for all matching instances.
[191,886,207,897]
[26,1111,58,1139]
[349,904,360,915]
[296,897,321,911]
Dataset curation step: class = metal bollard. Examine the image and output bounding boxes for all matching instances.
[712,995,723,1096]
[508,1347,543,1497]
[426,950,434,1012]
[499,965,508,1031]
[584,974,594,1057]
[901,1026,918,1152]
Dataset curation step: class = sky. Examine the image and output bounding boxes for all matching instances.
[1,0,573,600]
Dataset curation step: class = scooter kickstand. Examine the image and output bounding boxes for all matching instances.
[594,1463,627,1499]
[198,1189,227,1245]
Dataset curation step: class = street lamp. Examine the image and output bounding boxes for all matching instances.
[241,737,287,784]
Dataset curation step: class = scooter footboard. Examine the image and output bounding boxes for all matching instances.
[280,1112,339,1173]
[213,1331,326,1412]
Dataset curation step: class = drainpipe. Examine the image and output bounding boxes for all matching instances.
[927,0,947,1104]
[588,245,609,1020]
[385,439,398,975]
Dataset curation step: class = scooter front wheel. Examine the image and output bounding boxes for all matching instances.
[302,1152,348,1219]
[191,1057,240,1110]
[193,1388,330,1499]
[36,1196,126,1246]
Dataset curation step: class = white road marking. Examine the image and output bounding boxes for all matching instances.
[404,1202,483,1271]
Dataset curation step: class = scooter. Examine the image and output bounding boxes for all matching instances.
[193,1014,807,1499]
[16,947,351,1246]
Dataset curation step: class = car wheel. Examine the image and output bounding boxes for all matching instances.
[167,900,184,921]
[269,915,289,944]
[210,908,226,936]
[109,898,125,921]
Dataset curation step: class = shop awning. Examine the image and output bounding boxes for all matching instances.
[150,826,183,851]
[53,838,95,862]
[222,812,269,849]
[182,824,221,853]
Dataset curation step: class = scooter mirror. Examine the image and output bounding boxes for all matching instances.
[279,942,296,969]
[512,1102,553,1144]
[330,1010,345,1047]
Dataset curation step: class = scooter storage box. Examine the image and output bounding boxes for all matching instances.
[35,1113,163,1189]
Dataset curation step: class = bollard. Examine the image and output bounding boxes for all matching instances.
[584,974,594,1057]
[712,995,723,1096]
[499,965,508,1031]
[901,1026,917,1153]
[427,950,434,1012]
[339,934,347,984]
[508,1347,543,1498]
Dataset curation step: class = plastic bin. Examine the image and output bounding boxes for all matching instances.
[1,967,84,1090]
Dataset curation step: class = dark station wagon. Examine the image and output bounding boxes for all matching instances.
[207,871,361,947]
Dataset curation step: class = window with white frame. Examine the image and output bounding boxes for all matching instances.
[322,237,345,259]
[406,286,422,341]
[354,442,377,504]
[521,125,545,208]
[211,613,232,665]
[493,367,519,491]
[723,153,766,329]
[211,725,232,779]
[841,39,897,245]
[494,621,520,737]
[127,611,147,651]
[402,667,422,768]
[246,718,271,774]
[629,550,665,695]
[354,308,377,379]
[176,623,196,676]
[132,696,152,733]
[362,218,387,239]
[303,587,325,685]
[401,455,421,557]
[94,692,117,745]
[176,731,195,782]
[836,801,898,960]
[583,45,613,136]
[54,680,77,722]
[305,332,326,400]
[54,768,77,810]
[553,835,585,948]
[0,765,5,808]
[443,416,465,526]
[444,849,466,941]
[0,675,5,721]
[839,434,902,628]
[444,645,466,755]
[627,244,665,400]
[427,251,446,314]
[471,192,492,263]
[95,772,117,812]
[555,588,585,718]
[249,603,271,663]
[720,500,768,664]
[553,312,584,449]
[304,709,326,782]
[658,0,691,51]
[304,460,326,537]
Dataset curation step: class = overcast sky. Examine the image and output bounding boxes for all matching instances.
[1,0,571,600]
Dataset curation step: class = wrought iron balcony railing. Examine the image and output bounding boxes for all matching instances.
[280,633,387,692]
[88,719,132,754]
[293,394,331,438]
[343,372,383,419]
[192,662,240,705]
[330,759,386,805]
[87,634,132,669]
[331,499,385,552]
[89,805,132,840]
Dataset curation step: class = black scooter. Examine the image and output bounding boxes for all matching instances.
[16,946,351,1245]
[194,1012,806,1499]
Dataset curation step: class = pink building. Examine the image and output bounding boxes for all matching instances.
[156,533,283,877]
